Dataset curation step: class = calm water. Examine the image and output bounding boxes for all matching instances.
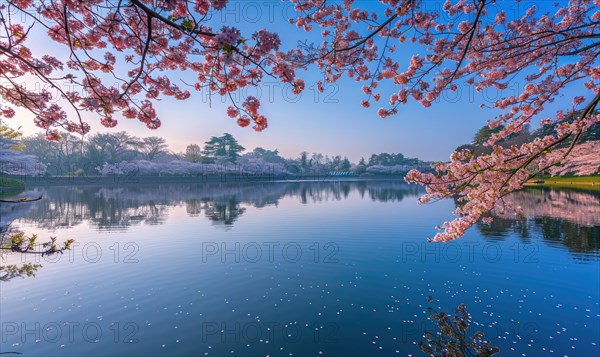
[1,181,599,356]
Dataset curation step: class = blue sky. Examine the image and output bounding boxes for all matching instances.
[4,0,590,162]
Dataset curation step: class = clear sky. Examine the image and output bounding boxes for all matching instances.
[2,0,587,163]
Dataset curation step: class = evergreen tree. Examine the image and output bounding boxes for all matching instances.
[202,133,245,163]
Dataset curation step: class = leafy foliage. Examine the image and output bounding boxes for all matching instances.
[184,144,203,163]
[0,228,74,282]
[0,263,42,282]
[2,230,74,255]
[0,177,24,189]
[202,133,245,163]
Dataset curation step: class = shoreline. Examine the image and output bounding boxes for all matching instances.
[524,176,600,191]
[8,174,409,187]
[525,180,599,186]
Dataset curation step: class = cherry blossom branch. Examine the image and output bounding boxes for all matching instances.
[129,0,215,37]
[120,13,153,99]
[333,13,399,53]
[448,0,485,81]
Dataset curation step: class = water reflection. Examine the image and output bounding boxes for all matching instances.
[15,180,422,231]
[479,187,600,259]
[497,187,600,227]
[187,198,246,226]
[0,200,36,230]
[2,182,599,356]
[10,182,600,258]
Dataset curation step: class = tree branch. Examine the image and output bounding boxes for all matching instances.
[130,0,215,37]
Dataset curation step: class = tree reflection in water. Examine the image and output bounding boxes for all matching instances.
[8,182,599,259]
[13,181,421,231]
[479,187,600,260]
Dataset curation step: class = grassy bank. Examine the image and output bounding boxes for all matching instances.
[0,177,25,189]
[0,177,25,196]
[525,175,600,191]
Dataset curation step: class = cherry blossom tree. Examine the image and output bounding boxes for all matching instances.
[546,140,600,176]
[1,0,599,241]
[99,156,288,177]
[0,136,45,175]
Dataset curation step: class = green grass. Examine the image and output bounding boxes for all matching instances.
[538,175,600,183]
[0,177,25,197]
[0,177,25,188]
[526,175,600,191]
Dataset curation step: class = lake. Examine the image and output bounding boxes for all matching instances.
[1,181,599,356]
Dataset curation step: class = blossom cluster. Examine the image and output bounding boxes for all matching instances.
[0,1,289,138]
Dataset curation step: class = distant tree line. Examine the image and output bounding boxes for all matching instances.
[1,129,432,177]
